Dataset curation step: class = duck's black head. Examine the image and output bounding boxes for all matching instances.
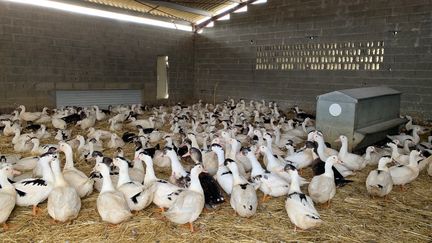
[102,157,113,167]
[211,143,222,149]
[189,147,202,162]
[284,163,297,172]
[92,151,103,158]
[241,147,251,155]
[305,141,317,149]
[224,158,235,166]
[139,149,151,157]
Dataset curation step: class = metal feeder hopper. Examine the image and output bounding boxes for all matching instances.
[316,86,406,152]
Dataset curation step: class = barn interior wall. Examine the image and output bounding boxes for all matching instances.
[194,0,432,119]
[1,0,432,119]
[0,1,194,111]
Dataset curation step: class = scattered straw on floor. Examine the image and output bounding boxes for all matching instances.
[1,114,431,243]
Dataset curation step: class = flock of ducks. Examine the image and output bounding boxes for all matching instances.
[0,100,431,232]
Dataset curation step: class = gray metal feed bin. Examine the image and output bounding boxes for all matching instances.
[316,86,406,152]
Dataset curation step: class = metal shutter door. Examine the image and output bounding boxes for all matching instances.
[56,90,142,109]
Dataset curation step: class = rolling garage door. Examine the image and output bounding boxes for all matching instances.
[55,90,142,109]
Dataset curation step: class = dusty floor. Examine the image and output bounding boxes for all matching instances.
[0,117,431,243]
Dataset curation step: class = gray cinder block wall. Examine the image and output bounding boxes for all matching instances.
[194,0,432,119]
[0,1,194,111]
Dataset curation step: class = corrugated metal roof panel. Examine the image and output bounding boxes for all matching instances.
[82,0,248,23]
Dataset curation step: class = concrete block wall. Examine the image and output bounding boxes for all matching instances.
[194,0,432,119]
[0,1,194,111]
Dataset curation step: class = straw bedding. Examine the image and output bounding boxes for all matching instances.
[0,114,431,243]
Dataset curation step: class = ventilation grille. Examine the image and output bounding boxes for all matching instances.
[256,41,384,71]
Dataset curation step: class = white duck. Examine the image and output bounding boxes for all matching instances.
[164,147,190,188]
[52,117,67,130]
[128,116,155,129]
[153,149,171,168]
[263,132,285,156]
[12,156,39,171]
[18,105,41,122]
[284,164,322,231]
[65,134,85,150]
[244,148,289,201]
[387,141,410,165]
[163,164,205,232]
[308,155,341,206]
[108,133,125,149]
[0,154,21,165]
[284,141,316,170]
[59,142,93,198]
[94,106,107,121]
[76,114,96,131]
[186,134,218,175]
[87,128,111,141]
[259,145,307,185]
[365,157,393,198]
[30,138,58,155]
[387,126,421,145]
[363,146,381,166]
[35,125,50,139]
[95,161,132,224]
[13,136,34,153]
[11,127,33,145]
[389,150,422,190]
[211,143,233,195]
[90,152,119,192]
[128,149,145,184]
[138,151,182,212]
[284,118,311,138]
[113,157,154,212]
[34,107,51,124]
[336,135,366,171]
[226,138,248,178]
[54,129,71,142]
[108,118,123,131]
[313,132,338,157]
[2,120,20,137]
[226,159,258,218]
[47,157,81,222]
[0,163,20,230]
[14,152,56,215]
